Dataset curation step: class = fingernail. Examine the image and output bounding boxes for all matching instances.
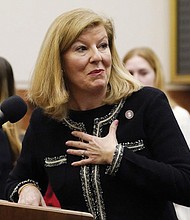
[114,119,119,125]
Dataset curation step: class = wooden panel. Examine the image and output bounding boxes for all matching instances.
[16,89,34,131]
[0,200,93,220]
[168,90,190,113]
[170,0,190,83]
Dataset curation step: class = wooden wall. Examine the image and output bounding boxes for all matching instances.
[16,90,34,131]
[168,90,190,113]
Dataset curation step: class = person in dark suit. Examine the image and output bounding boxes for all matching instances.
[5,8,190,220]
[0,57,21,199]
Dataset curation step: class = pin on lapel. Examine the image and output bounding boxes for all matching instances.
[125,110,134,119]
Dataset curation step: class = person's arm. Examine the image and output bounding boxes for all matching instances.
[107,90,190,206]
[5,110,48,205]
[18,183,46,206]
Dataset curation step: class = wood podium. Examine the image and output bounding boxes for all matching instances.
[0,200,94,220]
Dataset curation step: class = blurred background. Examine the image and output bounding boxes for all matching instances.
[0,0,189,130]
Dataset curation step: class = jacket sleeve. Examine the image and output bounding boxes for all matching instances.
[5,114,48,202]
[107,89,190,206]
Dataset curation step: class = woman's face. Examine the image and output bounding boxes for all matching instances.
[62,25,112,96]
[124,55,155,87]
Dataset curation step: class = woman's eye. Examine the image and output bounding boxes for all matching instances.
[128,71,134,75]
[140,71,148,76]
[99,43,108,50]
[76,46,87,52]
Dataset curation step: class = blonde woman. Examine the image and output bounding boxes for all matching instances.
[6,9,190,220]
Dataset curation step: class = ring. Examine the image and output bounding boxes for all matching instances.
[81,150,86,158]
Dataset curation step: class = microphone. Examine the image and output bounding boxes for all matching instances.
[0,95,27,127]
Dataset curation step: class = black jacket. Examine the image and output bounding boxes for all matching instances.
[6,87,190,220]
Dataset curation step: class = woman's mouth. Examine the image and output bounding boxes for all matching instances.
[89,69,104,76]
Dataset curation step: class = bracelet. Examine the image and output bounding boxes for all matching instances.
[18,183,37,195]
[10,179,40,202]
[105,143,124,176]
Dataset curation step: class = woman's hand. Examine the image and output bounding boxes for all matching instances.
[66,120,119,166]
[18,184,46,207]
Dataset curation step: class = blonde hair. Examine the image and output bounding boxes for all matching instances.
[28,8,142,120]
[0,57,21,165]
[123,47,165,90]
[123,47,176,107]
[3,123,21,165]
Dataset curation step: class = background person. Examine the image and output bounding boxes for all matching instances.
[5,9,190,220]
[0,56,22,199]
[123,46,190,220]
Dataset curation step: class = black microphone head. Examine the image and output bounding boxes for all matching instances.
[0,95,27,125]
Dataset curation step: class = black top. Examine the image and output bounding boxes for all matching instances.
[5,87,190,220]
[0,128,13,199]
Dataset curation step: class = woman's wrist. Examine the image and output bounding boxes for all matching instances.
[105,144,124,176]
[18,183,38,195]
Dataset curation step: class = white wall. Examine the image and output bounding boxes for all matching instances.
[0,0,170,89]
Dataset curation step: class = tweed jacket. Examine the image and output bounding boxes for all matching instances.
[6,87,190,220]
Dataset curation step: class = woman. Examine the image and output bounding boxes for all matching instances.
[0,57,21,199]
[5,9,190,220]
[123,46,190,220]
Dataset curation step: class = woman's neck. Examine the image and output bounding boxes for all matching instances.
[68,90,106,111]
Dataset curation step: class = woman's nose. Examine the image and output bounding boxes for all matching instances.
[89,48,102,63]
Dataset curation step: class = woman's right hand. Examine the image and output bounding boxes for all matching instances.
[18,184,46,207]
